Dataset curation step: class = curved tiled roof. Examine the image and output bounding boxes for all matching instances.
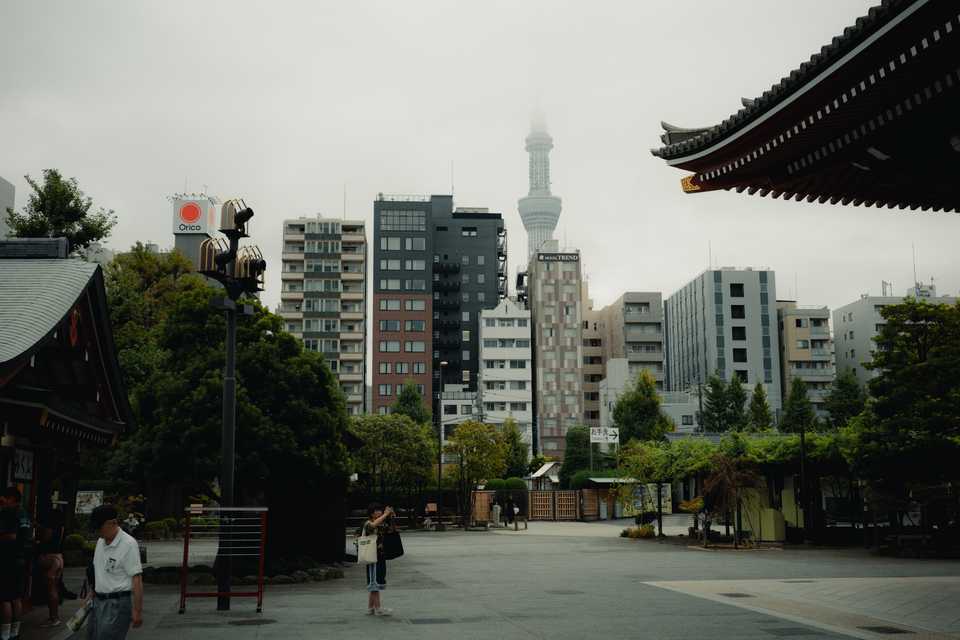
[652,0,911,160]
[0,259,98,364]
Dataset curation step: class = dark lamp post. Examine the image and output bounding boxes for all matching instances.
[436,360,448,529]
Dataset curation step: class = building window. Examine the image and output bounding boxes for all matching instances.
[378,384,393,396]
[380,279,401,290]
[734,370,748,382]
[477,292,485,303]
[517,318,528,327]
[510,402,527,412]
[461,226,478,237]
[732,326,746,341]
[731,305,746,319]
[462,273,470,284]
[379,341,400,352]
[462,404,472,414]
[681,415,694,426]
[380,237,401,251]
[379,362,392,374]
[379,320,400,331]
[477,255,485,265]
[462,350,470,361]
[405,320,426,331]
[462,292,470,302]
[462,311,470,321]
[379,259,401,270]
[413,362,426,374]
[405,279,426,291]
[405,341,426,352]
[396,362,410,374]
[461,255,470,265]
[509,360,527,369]
[796,339,809,349]
[484,318,495,327]
[404,237,426,251]
[730,283,744,297]
[404,259,426,271]
[477,274,485,284]
[733,348,747,363]
[404,299,425,311]
[443,404,458,415]
[379,299,401,311]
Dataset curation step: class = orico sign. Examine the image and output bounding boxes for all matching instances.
[172,197,215,235]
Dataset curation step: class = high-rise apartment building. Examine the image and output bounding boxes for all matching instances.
[527,240,584,457]
[664,268,783,414]
[596,292,665,390]
[280,216,367,415]
[581,292,604,428]
[518,117,562,261]
[371,195,506,415]
[833,283,956,388]
[480,298,534,458]
[0,176,14,239]
[777,301,834,418]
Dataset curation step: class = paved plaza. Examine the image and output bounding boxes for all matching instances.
[20,519,960,639]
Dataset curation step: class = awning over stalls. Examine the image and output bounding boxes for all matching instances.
[651,0,960,212]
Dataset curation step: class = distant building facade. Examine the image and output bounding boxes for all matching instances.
[777,301,834,418]
[0,176,13,239]
[280,216,367,415]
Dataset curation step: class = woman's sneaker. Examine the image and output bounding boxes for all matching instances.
[40,618,62,628]
[367,608,375,615]
[375,608,393,616]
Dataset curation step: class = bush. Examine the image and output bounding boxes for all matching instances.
[485,479,506,491]
[503,477,526,491]
[142,521,170,539]
[570,470,593,490]
[162,517,178,532]
[63,533,87,551]
[622,525,656,539]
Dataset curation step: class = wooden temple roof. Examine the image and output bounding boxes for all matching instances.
[652,0,960,212]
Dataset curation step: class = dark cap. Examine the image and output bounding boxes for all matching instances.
[90,504,119,530]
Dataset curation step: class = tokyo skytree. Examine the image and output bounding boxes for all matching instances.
[518,114,562,261]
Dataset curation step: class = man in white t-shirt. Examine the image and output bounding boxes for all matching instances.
[87,505,143,639]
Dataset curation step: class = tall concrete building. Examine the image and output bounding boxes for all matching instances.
[517,116,562,261]
[596,292,665,391]
[833,283,956,388]
[777,301,834,418]
[371,195,506,416]
[0,176,13,239]
[480,298,534,458]
[581,296,604,429]
[280,216,367,415]
[664,268,783,415]
[527,241,584,457]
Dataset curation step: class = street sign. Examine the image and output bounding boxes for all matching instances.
[590,427,619,444]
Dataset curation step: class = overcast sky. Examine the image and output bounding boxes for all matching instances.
[3,0,958,315]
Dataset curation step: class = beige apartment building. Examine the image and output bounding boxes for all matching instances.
[279,216,367,415]
[776,301,834,419]
[582,292,604,428]
[596,292,665,390]
[527,240,584,458]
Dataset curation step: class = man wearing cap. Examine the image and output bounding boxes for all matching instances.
[87,505,143,639]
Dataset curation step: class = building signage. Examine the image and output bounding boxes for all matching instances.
[75,490,104,514]
[537,253,579,262]
[12,449,33,481]
[172,196,218,235]
[590,427,619,444]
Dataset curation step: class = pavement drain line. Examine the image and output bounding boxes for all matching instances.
[644,583,919,640]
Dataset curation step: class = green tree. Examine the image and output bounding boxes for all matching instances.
[443,420,507,520]
[746,383,773,432]
[618,440,672,536]
[558,426,591,488]
[5,169,117,252]
[823,370,866,429]
[527,454,554,476]
[392,381,432,425]
[612,370,671,443]
[700,372,730,432]
[725,376,748,432]
[501,418,529,479]
[100,245,352,562]
[350,414,434,500]
[781,378,815,434]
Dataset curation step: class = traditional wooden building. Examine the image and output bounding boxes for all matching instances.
[652,0,960,211]
[0,238,132,523]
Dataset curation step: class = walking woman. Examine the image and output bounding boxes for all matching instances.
[361,503,393,616]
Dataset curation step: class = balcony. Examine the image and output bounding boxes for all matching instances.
[340,311,364,321]
[341,252,364,262]
[810,348,832,360]
[435,319,460,330]
[435,298,460,311]
[281,290,304,300]
[340,332,364,341]
[433,261,460,274]
[434,279,461,293]
[436,336,461,348]
[340,352,363,361]
[342,291,364,301]
[278,310,302,320]
[810,326,830,336]
[342,271,364,281]
[281,271,304,280]
[341,233,365,244]
[339,372,364,383]
[281,251,304,261]
[790,369,834,381]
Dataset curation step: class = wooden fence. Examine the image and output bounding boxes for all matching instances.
[529,490,581,521]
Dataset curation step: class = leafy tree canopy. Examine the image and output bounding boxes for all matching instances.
[780,377,815,434]
[558,426,591,488]
[700,372,731,432]
[747,383,773,432]
[501,418,529,479]
[6,169,117,252]
[350,414,434,498]
[823,369,866,430]
[392,381,432,425]
[725,376,748,432]
[612,370,671,443]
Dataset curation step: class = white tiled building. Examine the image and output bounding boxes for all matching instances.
[479,298,533,459]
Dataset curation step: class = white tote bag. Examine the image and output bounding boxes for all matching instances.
[357,524,379,564]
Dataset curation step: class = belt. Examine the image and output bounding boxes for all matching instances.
[95,590,131,600]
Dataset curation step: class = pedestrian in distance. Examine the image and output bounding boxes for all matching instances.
[86,504,144,639]
[505,496,515,526]
[360,503,394,616]
[36,500,67,628]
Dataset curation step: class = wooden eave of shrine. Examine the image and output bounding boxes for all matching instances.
[651,0,960,212]
[0,260,133,445]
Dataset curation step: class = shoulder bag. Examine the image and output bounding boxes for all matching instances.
[382,526,404,560]
[357,523,379,564]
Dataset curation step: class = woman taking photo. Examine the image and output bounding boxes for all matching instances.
[360,503,393,616]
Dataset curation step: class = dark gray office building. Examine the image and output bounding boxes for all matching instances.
[372,194,506,416]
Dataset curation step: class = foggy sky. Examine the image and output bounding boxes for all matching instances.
[3,0,958,316]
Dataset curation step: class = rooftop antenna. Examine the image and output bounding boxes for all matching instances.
[912,242,918,287]
[201,184,208,196]
[450,160,455,197]
[343,182,347,220]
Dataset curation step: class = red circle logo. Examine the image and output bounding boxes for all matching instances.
[180,202,202,224]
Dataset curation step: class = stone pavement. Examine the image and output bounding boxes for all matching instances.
[18,521,960,639]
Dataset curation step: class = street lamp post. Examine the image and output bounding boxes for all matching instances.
[436,360,448,530]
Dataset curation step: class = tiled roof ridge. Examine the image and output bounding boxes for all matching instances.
[653,0,907,159]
